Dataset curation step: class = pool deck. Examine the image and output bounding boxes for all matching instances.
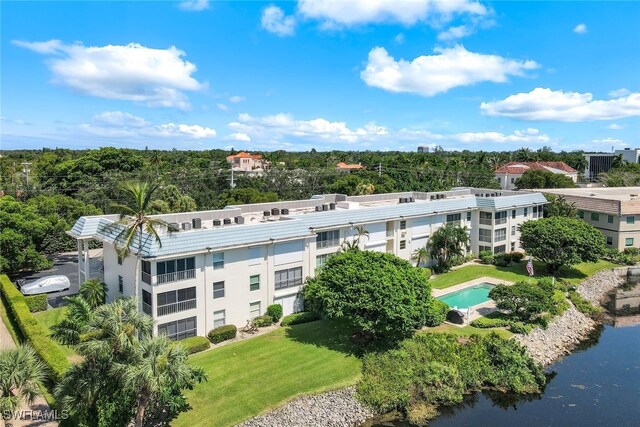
[433,276,513,325]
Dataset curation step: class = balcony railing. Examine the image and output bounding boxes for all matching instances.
[141,271,152,285]
[479,218,492,225]
[157,299,197,317]
[494,218,507,225]
[155,269,196,285]
[142,301,152,316]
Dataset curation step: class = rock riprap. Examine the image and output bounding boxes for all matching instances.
[236,387,374,427]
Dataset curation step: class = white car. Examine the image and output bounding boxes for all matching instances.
[20,275,70,296]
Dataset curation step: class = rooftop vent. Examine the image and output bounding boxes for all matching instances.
[181,222,192,231]
[271,208,280,216]
[234,216,245,224]
[168,223,180,232]
[329,203,336,210]
[223,218,232,225]
[281,208,290,215]
[263,210,271,217]
[315,205,323,212]
[192,218,202,229]
[213,219,221,226]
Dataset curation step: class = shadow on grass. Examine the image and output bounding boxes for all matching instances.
[283,319,397,357]
[493,261,588,281]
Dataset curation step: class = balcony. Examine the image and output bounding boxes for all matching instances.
[142,271,152,285]
[155,269,196,285]
[157,298,197,317]
[142,301,152,316]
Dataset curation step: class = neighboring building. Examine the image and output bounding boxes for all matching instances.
[68,188,546,340]
[543,187,640,251]
[495,162,578,190]
[584,148,640,180]
[336,162,365,172]
[226,152,269,174]
[417,146,430,153]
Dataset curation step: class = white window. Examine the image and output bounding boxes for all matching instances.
[495,211,507,225]
[400,240,406,249]
[400,220,407,230]
[213,310,226,329]
[511,226,516,236]
[316,230,340,249]
[479,228,491,242]
[494,228,507,242]
[479,212,492,225]
[316,254,331,271]
[249,301,261,319]
[213,281,225,299]
[213,252,224,270]
[250,275,260,292]
[275,267,303,290]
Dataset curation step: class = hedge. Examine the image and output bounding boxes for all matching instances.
[0,275,70,382]
[266,304,283,323]
[207,324,237,344]
[178,336,210,354]
[470,316,534,334]
[253,315,273,327]
[25,294,48,313]
[280,311,321,326]
[424,299,448,327]
[569,291,601,316]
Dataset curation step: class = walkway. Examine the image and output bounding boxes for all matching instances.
[0,314,58,427]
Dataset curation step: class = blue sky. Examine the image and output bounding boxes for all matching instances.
[1,0,639,152]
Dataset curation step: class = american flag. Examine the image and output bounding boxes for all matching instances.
[526,256,534,276]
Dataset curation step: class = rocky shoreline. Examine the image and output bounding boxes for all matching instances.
[236,268,628,426]
[236,387,373,427]
[515,268,625,366]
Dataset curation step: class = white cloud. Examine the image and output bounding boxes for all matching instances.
[226,132,252,142]
[217,103,229,111]
[13,40,205,110]
[480,88,640,121]
[606,123,624,130]
[573,23,587,34]
[591,137,624,145]
[229,95,245,103]
[361,45,539,97]
[79,111,216,140]
[261,5,296,36]
[609,88,631,97]
[298,0,487,27]
[437,25,473,41]
[394,33,405,45]
[178,0,210,12]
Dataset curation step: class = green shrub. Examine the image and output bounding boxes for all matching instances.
[0,275,70,382]
[509,252,525,262]
[479,250,493,264]
[253,315,273,327]
[266,304,283,323]
[623,247,640,256]
[603,248,638,265]
[25,294,48,312]
[207,324,237,344]
[569,291,601,316]
[424,299,449,327]
[489,280,554,322]
[422,268,432,280]
[178,336,210,354]
[508,322,533,334]
[281,311,321,326]
[549,290,570,316]
[492,252,512,267]
[470,317,512,329]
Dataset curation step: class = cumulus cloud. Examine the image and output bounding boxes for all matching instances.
[217,103,229,111]
[229,95,245,103]
[261,5,296,36]
[573,23,587,34]
[79,111,216,140]
[12,40,205,110]
[226,132,252,142]
[178,0,210,12]
[298,0,487,27]
[606,123,624,130]
[609,88,631,97]
[361,45,539,97]
[480,88,640,121]
[437,25,473,41]
[394,33,405,44]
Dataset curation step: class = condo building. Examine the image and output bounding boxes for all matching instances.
[543,187,640,251]
[68,188,546,340]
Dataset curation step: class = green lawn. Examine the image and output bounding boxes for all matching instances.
[430,260,617,289]
[175,320,362,427]
[32,307,77,360]
[425,324,512,339]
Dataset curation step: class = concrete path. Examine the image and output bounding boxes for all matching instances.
[0,315,58,427]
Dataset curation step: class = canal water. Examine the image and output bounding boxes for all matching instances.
[375,318,640,427]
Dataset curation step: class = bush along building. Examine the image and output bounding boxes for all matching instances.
[68,188,546,340]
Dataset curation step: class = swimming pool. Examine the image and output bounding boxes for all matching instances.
[437,283,495,309]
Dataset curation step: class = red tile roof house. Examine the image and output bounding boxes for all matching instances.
[336,162,365,172]
[226,152,269,174]
[495,162,578,190]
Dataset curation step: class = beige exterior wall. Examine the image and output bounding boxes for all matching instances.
[577,209,640,251]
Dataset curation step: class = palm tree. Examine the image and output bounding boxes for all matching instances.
[411,247,430,267]
[51,295,94,345]
[104,182,169,312]
[80,278,108,309]
[427,223,470,273]
[611,154,626,169]
[0,345,46,413]
[340,225,369,252]
[120,337,206,427]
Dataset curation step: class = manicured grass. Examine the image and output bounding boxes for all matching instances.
[175,320,362,427]
[430,260,617,289]
[32,307,77,360]
[425,324,512,339]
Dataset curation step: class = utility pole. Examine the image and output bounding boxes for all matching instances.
[377,163,382,177]
[230,168,236,189]
[21,162,32,186]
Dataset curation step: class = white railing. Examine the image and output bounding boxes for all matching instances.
[157,299,197,317]
[155,269,196,285]
[142,301,152,316]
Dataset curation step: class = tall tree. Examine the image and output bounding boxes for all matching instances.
[80,278,109,309]
[427,223,470,273]
[0,345,46,413]
[543,194,577,218]
[104,182,168,311]
[411,246,430,267]
[51,295,94,345]
[519,217,606,275]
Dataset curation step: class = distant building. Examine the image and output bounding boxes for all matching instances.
[336,162,365,172]
[417,146,430,153]
[584,148,640,180]
[543,187,640,251]
[226,152,269,174]
[495,162,578,190]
